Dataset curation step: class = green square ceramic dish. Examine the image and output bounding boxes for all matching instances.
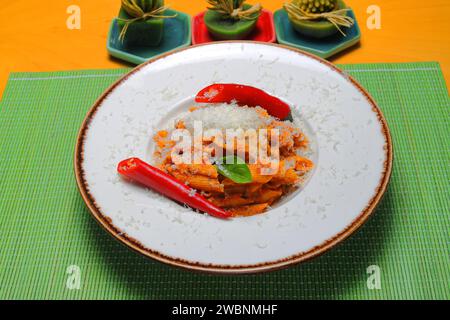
[107,9,191,65]
[274,8,360,59]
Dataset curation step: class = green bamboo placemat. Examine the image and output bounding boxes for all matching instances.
[0,62,449,300]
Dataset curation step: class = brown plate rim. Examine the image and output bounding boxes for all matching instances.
[74,41,393,274]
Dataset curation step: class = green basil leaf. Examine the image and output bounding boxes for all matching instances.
[215,156,252,184]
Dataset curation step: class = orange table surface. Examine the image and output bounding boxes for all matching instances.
[1,0,449,97]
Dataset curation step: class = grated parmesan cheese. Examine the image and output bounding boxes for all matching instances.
[179,103,268,131]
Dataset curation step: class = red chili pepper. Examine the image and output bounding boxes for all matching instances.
[117,158,231,219]
[195,84,293,121]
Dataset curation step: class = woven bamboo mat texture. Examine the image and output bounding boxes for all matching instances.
[0,62,448,300]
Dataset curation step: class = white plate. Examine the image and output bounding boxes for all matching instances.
[75,42,392,274]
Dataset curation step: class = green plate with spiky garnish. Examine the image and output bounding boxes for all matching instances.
[204,0,262,40]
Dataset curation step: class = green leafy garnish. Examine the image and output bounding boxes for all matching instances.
[215,156,252,184]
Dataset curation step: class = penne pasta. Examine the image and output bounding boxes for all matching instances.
[210,195,254,207]
[152,102,314,217]
[248,164,273,184]
[230,203,270,217]
[294,156,314,172]
[177,163,218,178]
[168,169,224,193]
[254,189,283,204]
[245,183,263,195]
[222,181,248,195]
